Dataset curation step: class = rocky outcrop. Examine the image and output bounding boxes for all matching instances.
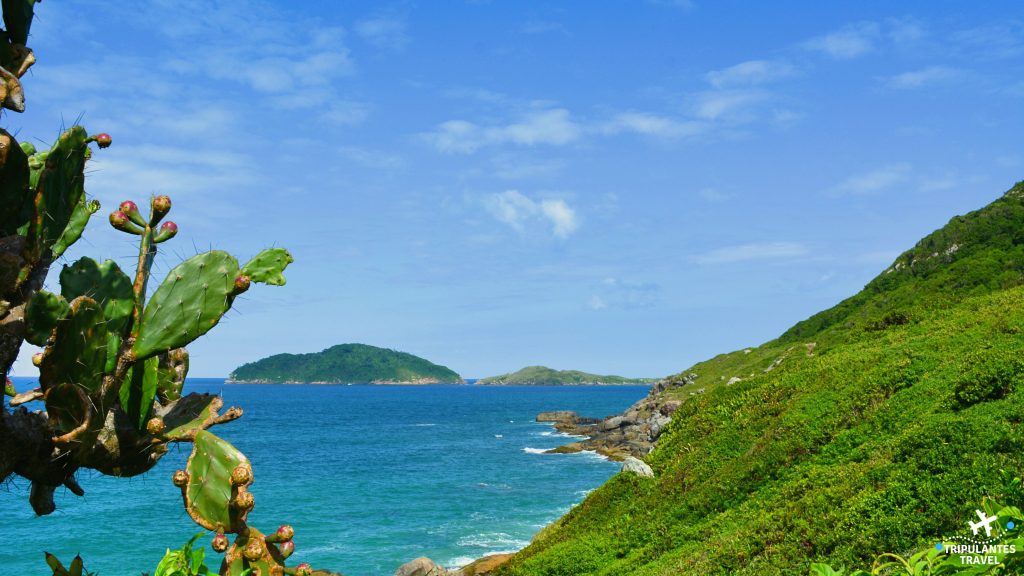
[534,373,697,461]
[395,557,452,576]
[620,456,654,477]
[394,554,514,576]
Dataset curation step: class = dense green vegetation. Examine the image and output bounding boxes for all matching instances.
[477,365,656,385]
[229,343,464,384]
[497,182,1024,575]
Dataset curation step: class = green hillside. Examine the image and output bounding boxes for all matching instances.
[477,365,655,385]
[496,182,1024,575]
[228,343,464,384]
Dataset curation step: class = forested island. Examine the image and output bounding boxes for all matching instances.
[476,365,656,385]
[228,343,464,384]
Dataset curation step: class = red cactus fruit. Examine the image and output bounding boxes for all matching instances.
[233,274,251,295]
[211,533,229,553]
[295,563,313,576]
[152,221,178,243]
[243,537,265,561]
[32,352,43,366]
[109,211,141,235]
[94,133,112,148]
[278,540,295,559]
[118,200,147,227]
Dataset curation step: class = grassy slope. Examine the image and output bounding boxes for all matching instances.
[477,365,655,385]
[229,343,463,383]
[498,182,1024,575]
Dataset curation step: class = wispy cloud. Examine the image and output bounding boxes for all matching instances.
[706,60,797,88]
[602,112,705,139]
[693,242,808,264]
[804,22,880,59]
[422,108,582,154]
[482,190,579,238]
[828,163,912,196]
[588,277,661,310]
[355,13,410,51]
[885,66,959,89]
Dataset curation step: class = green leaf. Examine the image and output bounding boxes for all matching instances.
[241,247,293,286]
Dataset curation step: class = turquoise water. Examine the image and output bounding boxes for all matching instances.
[2,378,649,575]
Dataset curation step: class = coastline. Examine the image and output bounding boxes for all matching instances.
[224,378,467,385]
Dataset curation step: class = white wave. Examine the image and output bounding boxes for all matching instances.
[494,434,503,438]
[580,450,610,461]
[446,556,478,569]
[411,423,437,427]
[457,532,530,549]
[521,447,548,454]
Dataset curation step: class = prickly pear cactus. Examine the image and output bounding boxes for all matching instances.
[173,432,313,576]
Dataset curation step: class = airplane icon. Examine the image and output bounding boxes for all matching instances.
[969,509,998,537]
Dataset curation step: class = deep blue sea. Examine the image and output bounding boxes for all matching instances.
[2,378,649,576]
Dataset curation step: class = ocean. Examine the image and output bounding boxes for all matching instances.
[2,378,650,576]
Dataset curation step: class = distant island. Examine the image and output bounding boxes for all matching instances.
[476,365,656,385]
[228,343,465,384]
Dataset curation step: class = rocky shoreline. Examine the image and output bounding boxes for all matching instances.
[532,374,691,461]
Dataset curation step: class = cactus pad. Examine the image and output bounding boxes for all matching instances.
[241,248,294,286]
[44,382,89,436]
[2,0,36,46]
[29,126,89,256]
[156,348,189,403]
[59,257,134,335]
[118,355,159,431]
[38,296,108,394]
[158,393,241,442]
[51,197,99,257]
[133,251,240,360]
[24,289,69,346]
[0,128,30,236]
[177,430,252,532]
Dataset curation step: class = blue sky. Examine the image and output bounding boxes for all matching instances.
[9,0,1024,378]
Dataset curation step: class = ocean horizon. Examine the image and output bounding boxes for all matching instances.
[2,377,649,575]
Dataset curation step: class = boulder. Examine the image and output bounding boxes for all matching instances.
[457,553,516,575]
[396,557,450,576]
[659,400,681,416]
[727,376,742,386]
[620,456,654,477]
[598,416,624,431]
[536,410,577,422]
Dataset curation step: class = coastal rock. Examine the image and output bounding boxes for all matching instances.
[598,416,624,431]
[457,553,516,575]
[659,400,681,416]
[395,557,452,576]
[536,410,578,422]
[620,457,654,477]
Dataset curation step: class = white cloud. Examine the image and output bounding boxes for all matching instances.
[694,90,767,121]
[423,108,582,154]
[482,190,579,238]
[886,66,958,89]
[355,14,410,51]
[828,163,912,196]
[587,295,608,310]
[602,112,705,139]
[706,60,796,88]
[694,242,808,264]
[805,22,880,59]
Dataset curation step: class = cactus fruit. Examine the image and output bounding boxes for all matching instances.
[93,133,111,148]
[133,250,241,360]
[4,377,14,397]
[109,210,142,235]
[212,533,230,553]
[31,351,42,366]
[153,220,177,243]
[266,525,295,544]
[150,194,171,224]
[119,200,146,227]
[232,274,251,295]
[241,248,294,287]
[277,540,295,560]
